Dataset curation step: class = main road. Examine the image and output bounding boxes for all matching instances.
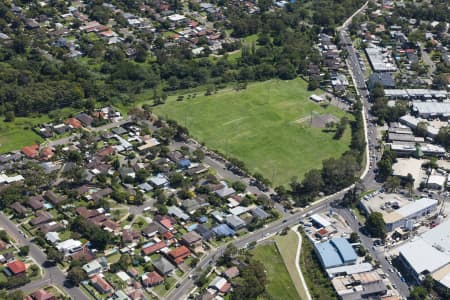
[167,2,392,299]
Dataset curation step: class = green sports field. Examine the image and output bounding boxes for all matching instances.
[154,78,352,186]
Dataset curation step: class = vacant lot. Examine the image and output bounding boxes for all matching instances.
[252,242,300,300]
[0,117,43,154]
[0,107,77,154]
[154,78,351,185]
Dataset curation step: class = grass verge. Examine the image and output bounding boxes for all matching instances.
[299,230,338,300]
[275,230,309,300]
[251,242,300,300]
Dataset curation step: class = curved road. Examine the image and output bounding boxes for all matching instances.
[0,213,89,299]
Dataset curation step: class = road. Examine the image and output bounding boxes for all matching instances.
[167,4,383,299]
[48,118,131,147]
[419,43,436,76]
[337,7,410,299]
[0,213,89,300]
[336,208,410,297]
[166,199,333,300]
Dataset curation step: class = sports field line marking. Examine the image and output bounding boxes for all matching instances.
[222,117,247,126]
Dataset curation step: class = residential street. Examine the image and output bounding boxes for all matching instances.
[0,213,90,300]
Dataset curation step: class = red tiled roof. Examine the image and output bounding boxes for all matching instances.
[76,207,97,219]
[65,118,82,129]
[163,231,174,240]
[317,228,328,236]
[91,275,113,293]
[142,241,166,255]
[31,289,54,300]
[159,217,173,230]
[142,271,164,286]
[219,282,231,294]
[96,146,114,158]
[40,147,54,160]
[168,246,190,264]
[22,144,39,158]
[7,260,27,274]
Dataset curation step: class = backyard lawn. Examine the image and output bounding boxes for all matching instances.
[251,242,300,300]
[154,78,352,185]
[0,107,77,154]
[0,117,43,154]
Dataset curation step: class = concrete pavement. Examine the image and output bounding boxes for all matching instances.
[292,225,312,300]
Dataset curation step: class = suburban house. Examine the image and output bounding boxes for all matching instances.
[91,274,113,294]
[152,257,176,276]
[180,231,203,252]
[167,245,191,265]
[141,271,164,287]
[7,260,27,276]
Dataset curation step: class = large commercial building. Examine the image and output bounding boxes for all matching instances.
[314,238,357,269]
[360,195,438,232]
[384,89,447,101]
[398,219,450,287]
[389,142,445,158]
[399,115,439,138]
[412,102,450,118]
[383,198,438,231]
[331,271,387,300]
[365,47,397,72]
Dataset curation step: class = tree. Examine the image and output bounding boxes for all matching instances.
[5,290,24,300]
[377,157,393,181]
[308,80,319,91]
[302,169,324,196]
[365,212,386,239]
[67,266,87,286]
[341,188,358,208]
[349,232,359,243]
[232,181,247,193]
[415,121,428,137]
[409,286,428,300]
[0,230,9,242]
[168,172,185,188]
[190,257,199,268]
[47,248,64,263]
[193,148,205,161]
[384,176,400,192]
[19,245,29,256]
[334,117,349,139]
[257,194,273,209]
[4,111,15,122]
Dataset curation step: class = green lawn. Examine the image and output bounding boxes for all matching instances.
[0,117,43,153]
[275,231,309,300]
[154,78,352,185]
[251,243,300,300]
[0,107,78,154]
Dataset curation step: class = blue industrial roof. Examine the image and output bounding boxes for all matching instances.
[315,238,357,269]
[314,241,343,268]
[331,238,357,263]
[212,224,235,237]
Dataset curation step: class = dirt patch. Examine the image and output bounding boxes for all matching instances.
[295,114,339,128]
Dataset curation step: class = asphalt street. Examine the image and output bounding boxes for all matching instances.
[0,213,89,300]
[336,208,410,297]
